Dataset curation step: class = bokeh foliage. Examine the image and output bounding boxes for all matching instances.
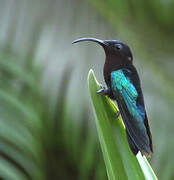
[0,0,173,179]
[0,50,107,179]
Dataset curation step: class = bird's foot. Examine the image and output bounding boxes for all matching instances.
[96,84,108,95]
[115,111,120,118]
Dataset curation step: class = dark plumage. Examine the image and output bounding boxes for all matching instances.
[72,37,153,158]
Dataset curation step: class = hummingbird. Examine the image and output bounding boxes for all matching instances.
[72,37,153,158]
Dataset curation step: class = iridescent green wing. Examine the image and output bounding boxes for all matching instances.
[111,69,151,156]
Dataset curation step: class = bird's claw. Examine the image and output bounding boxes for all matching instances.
[96,88,104,94]
[96,84,105,94]
[115,111,120,118]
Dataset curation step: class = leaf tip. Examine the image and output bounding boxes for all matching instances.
[88,69,94,80]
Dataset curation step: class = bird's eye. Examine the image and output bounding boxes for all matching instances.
[115,44,122,50]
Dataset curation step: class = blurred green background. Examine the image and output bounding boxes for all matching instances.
[0,0,174,179]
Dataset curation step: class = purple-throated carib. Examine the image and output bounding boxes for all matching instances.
[72,37,153,158]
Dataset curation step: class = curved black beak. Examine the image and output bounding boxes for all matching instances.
[72,37,107,47]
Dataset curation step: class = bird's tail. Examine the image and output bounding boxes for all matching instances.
[126,130,139,155]
[126,130,152,158]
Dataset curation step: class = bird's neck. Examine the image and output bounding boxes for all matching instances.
[103,55,132,86]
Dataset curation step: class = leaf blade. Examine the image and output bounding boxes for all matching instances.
[88,69,147,180]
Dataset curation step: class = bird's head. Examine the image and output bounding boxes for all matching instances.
[72,37,133,64]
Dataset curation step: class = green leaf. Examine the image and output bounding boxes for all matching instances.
[0,157,29,180]
[88,69,157,180]
[137,153,158,180]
